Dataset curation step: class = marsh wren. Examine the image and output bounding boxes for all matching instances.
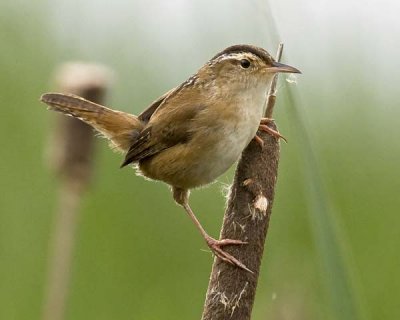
[40,44,300,271]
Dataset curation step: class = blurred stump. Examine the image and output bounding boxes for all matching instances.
[42,62,112,320]
[46,63,113,190]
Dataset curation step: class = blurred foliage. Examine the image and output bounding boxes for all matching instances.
[1,1,400,320]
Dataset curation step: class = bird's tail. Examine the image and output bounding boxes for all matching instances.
[40,93,144,152]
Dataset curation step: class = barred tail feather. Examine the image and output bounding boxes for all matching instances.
[40,93,144,152]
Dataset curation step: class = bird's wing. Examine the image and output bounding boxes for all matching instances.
[137,75,198,123]
[121,86,205,167]
[137,88,176,123]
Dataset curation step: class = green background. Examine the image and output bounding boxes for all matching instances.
[1,1,399,319]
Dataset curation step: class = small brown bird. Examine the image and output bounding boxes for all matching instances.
[40,44,300,271]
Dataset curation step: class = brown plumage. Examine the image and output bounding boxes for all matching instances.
[40,44,300,272]
[42,93,144,152]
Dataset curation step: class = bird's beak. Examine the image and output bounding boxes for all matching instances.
[268,61,301,74]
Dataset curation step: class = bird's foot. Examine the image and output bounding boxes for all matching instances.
[205,236,253,273]
[253,135,264,148]
[258,118,287,143]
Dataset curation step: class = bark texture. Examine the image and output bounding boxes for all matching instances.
[201,124,280,320]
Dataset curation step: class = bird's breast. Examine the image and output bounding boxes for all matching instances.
[186,100,263,183]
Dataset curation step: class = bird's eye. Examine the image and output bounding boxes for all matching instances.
[240,59,251,69]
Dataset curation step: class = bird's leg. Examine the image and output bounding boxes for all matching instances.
[182,202,252,272]
[256,117,287,143]
[172,187,252,273]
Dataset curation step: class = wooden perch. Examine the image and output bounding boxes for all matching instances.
[201,44,284,320]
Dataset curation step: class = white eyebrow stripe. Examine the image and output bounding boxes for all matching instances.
[217,52,256,61]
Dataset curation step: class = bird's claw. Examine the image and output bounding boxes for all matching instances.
[257,117,287,143]
[205,237,253,273]
[254,135,264,148]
